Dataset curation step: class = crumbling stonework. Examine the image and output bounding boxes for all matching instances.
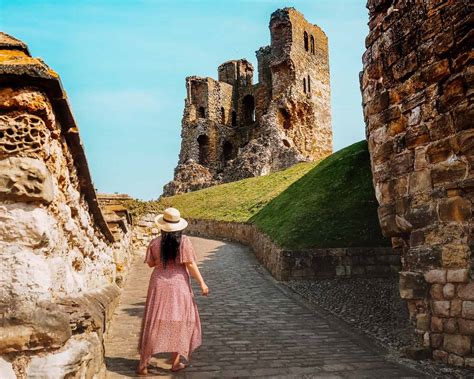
[0,33,133,377]
[164,7,332,195]
[361,0,473,367]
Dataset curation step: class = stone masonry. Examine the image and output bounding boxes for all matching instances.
[0,34,133,377]
[164,7,332,195]
[361,0,473,367]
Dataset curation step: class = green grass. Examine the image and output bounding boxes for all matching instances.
[126,140,389,249]
[250,140,390,249]
[125,162,317,222]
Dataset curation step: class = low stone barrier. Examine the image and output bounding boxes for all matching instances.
[186,218,400,281]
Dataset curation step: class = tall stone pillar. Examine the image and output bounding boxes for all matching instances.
[361,0,473,367]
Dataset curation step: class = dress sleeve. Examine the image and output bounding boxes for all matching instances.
[179,236,197,264]
[144,238,158,266]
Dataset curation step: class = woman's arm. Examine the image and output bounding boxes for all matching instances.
[185,261,209,296]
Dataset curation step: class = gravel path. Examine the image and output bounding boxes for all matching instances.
[285,277,474,378]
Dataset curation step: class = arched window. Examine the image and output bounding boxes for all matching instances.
[304,31,309,52]
[221,107,226,124]
[198,106,206,118]
[242,95,255,124]
[222,141,234,161]
[307,75,311,93]
[303,77,307,93]
[231,111,237,126]
[310,35,315,54]
[197,135,209,165]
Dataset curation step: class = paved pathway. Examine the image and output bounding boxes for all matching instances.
[105,236,423,378]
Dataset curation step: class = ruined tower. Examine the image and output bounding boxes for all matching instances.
[164,8,332,196]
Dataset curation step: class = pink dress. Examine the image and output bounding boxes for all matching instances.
[138,235,202,369]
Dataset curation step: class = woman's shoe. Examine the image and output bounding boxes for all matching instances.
[171,363,187,372]
[136,367,148,376]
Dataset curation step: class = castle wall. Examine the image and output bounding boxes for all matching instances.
[0,34,133,377]
[361,0,473,367]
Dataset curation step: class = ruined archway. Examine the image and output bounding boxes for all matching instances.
[198,106,206,118]
[242,95,255,124]
[197,135,210,165]
[222,141,234,161]
[277,108,291,130]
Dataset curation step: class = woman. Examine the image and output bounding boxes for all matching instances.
[137,207,209,375]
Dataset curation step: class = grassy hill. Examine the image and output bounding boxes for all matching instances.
[125,140,389,249]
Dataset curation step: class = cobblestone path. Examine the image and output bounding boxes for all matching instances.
[105,236,423,378]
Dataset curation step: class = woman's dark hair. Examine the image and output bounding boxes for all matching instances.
[160,230,182,268]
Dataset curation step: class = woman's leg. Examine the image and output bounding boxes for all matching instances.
[137,354,149,374]
[171,353,186,371]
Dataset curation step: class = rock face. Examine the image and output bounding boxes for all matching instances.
[164,7,332,196]
[0,33,133,377]
[361,0,473,367]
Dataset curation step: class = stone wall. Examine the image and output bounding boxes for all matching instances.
[361,0,473,367]
[164,7,332,196]
[134,215,400,281]
[0,34,133,377]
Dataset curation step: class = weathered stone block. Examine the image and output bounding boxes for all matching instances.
[432,301,450,317]
[451,300,462,317]
[431,159,468,186]
[421,58,450,84]
[447,353,464,366]
[0,302,71,354]
[399,271,428,299]
[424,269,446,284]
[26,333,103,378]
[431,316,443,332]
[443,283,456,300]
[392,51,418,80]
[430,284,444,300]
[458,283,474,300]
[431,333,443,348]
[458,319,474,335]
[462,301,474,319]
[442,245,470,269]
[438,196,471,222]
[447,269,469,283]
[443,334,471,356]
[408,170,432,194]
[443,318,458,334]
[416,313,431,331]
[433,349,448,363]
[0,157,53,203]
[405,246,441,270]
[453,101,473,132]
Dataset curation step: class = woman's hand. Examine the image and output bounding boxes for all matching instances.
[200,283,209,296]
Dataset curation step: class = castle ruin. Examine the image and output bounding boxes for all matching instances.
[163,8,332,196]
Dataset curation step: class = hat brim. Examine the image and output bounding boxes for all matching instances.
[155,214,188,232]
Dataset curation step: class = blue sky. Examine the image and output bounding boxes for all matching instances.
[1,0,368,200]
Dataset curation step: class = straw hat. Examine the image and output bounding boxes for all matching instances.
[155,207,188,232]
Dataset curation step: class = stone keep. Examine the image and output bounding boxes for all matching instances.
[361,0,473,367]
[0,33,133,377]
[164,7,332,196]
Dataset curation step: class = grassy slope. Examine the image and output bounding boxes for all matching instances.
[160,162,317,222]
[250,140,389,249]
[127,140,389,249]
